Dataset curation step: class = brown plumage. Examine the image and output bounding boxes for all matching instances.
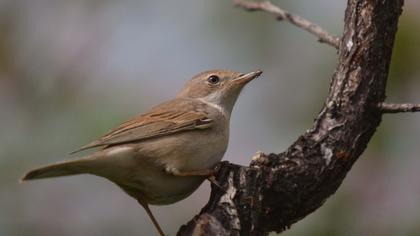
[71,99,213,153]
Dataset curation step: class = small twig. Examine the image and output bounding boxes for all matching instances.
[233,0,340,49]
[379,103,420,113]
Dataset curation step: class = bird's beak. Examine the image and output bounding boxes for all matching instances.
[233,70,263,85]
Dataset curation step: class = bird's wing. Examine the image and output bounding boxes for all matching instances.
[71,109,212,154]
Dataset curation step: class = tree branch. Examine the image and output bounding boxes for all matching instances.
[178,0,405,235]
[379,102,420,113]
[233,0,340,49]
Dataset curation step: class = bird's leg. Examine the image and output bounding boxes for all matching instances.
[137,196,165,236]
[165,165,225,191]
[166,168,216,177]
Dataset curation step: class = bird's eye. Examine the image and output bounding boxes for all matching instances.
[207,75,220,85]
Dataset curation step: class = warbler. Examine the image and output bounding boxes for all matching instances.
[21,69,262,236]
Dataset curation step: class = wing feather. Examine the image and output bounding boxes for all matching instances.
[71,108,212,154]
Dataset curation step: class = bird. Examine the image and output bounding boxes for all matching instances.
[21,69,262,236]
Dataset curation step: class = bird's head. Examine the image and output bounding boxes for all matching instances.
[177,69,262,113]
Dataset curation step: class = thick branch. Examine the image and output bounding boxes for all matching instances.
[178,0,404,235]
[379,102,420,113]
[233,0,340,48]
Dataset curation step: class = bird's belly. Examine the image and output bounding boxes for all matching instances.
[119,170,205,205]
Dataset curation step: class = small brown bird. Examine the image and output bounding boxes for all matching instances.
[21,69,262,236]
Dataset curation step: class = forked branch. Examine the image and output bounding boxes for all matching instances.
[178,0,405,235]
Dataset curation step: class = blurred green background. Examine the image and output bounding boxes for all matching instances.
[1,0,419,235]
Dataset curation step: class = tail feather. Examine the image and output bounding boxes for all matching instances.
[21,157,95,182]
[21,162,75,181]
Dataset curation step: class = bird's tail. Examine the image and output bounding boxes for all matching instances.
[21,156,98,182]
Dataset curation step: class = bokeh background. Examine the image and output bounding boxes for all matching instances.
[1,0,419,235]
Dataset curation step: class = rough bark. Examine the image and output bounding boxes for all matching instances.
[177,0,404,235]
